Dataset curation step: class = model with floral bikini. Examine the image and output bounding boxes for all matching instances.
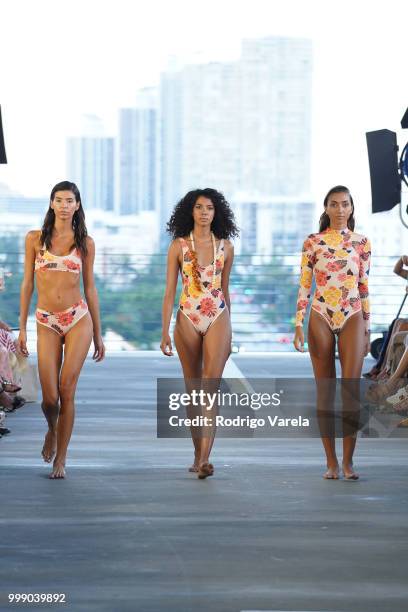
[293,185,371,480]
[18,181,105,479]
[161,188,239,479]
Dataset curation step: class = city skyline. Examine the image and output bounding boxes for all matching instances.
[159,35,313,245]
[119,88,157,216]
[1,0,408,222]
[2,33,314,255]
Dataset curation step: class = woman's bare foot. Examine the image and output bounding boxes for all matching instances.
[41,429,57,463]
[197,462,213,479]
[0,389,13,410]
[366,380,395,403]
[49,458,66,479]
[188,452,200,472]
[323,464,340,479]
[385,384,408,410]
[395,398,408,414]
[342,462,359,480]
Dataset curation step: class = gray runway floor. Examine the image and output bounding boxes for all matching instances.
[0,354,407,612]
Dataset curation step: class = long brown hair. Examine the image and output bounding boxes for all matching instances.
[319,185,355,232]
[40,181,88,257]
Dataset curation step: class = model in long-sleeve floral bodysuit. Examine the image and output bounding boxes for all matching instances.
[295,227,371,334]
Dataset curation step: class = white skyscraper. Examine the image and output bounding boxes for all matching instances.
[180,62,240,196]
[66,115,114,211]
[159,36,313,249]
[239,37,312,197]
[159,67,183,246]
[119,88,157,215]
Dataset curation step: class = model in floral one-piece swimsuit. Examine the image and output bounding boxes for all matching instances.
[295,227,371,334]
[178,232,226,335]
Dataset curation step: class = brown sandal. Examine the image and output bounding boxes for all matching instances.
[1,378,22,394]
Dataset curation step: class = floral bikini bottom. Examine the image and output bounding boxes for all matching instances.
[36,299,89,338]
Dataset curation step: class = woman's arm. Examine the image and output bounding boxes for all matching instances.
[221,240,234,313]
[293,236,315,352]
[17,231,37,355]
[393,255,408,280]
[358,237,371,356]
[358,238,371,334]
[82,236,105,362]
[161,241,180,356]
[295,236,315,328]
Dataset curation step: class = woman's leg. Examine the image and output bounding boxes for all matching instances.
[36,325,63,462]
[0,345,14,382]
[0,346,15,407]
[199,309,232,471]
[378,320,408,378]
[173,311,203,471]
[337,312,366,479]
[365,319,395,377]
[307,310,338,478]
[389,336,408,380]
[369,333,408,400]
[50,313,93,479]
[0,387,14,410]
[376,319,397,369]
[388,331,408,376]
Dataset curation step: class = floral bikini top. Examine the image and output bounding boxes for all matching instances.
[34,245,82,274]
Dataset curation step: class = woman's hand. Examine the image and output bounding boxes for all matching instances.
[160,333,173,356]
[17,330,29,357]
[0,320,11,331]
[293,327,305,352]
[93,335,105,362]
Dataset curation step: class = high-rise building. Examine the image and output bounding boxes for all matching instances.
[66,115,114,211]
[159,67,183,247]
[180,62,240,197]
[159,36,313,250]
[119,88,157,215]
[239,37,312,197]
[0,182,47,216]
[235,197,314,256]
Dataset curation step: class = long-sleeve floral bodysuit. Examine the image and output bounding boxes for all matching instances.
[295,227,371,333]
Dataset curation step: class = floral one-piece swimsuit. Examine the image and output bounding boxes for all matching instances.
[178,235,226,335]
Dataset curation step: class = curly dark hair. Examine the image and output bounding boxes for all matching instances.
[319,185,355,232]
[166,188,239,240]
[40,181,88,257]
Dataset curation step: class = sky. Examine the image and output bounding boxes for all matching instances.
[1,0,408,214]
